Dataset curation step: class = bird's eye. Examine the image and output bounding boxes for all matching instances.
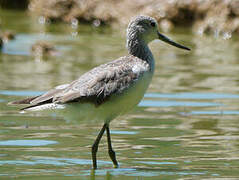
[150,22,156,27]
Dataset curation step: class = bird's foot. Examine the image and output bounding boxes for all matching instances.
[113,164,119,168]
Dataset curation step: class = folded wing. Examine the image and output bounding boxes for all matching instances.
[10,55,149,109]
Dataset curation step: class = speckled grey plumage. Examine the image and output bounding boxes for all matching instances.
[28,55,149,107]
[126,15,157,64]
[11,15,157,109]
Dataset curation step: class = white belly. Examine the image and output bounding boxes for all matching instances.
[25,72,153,124]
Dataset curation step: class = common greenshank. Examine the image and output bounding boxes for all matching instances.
[9,15,190,169]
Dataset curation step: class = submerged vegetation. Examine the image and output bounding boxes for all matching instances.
[1,0,239,37]
[28,0,239,37]
[31,41,58,61]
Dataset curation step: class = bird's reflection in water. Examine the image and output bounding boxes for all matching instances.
[90,169,112,180]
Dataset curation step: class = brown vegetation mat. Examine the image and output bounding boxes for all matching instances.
[27,0,239,35]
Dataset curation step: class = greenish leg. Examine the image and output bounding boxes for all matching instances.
[92,123,107,169]
[106,124,119,168]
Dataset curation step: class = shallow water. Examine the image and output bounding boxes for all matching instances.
[1,10,239,179]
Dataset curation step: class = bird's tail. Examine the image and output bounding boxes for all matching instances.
[8,96,40,106]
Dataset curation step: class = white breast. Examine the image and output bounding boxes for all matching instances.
[58,71,153,123]
[23,71,153,124]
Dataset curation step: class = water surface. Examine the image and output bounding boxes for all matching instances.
[1,10,239,179]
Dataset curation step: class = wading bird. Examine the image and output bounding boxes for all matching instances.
[9,15,190,169]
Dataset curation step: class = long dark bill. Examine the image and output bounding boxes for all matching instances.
[158,32,190,51]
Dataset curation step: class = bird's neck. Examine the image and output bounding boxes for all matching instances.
[127,36,154,71]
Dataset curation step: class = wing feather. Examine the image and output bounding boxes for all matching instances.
[53,56,149,105]
[10,55,149,108]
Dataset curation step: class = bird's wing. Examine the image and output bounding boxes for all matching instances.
[9,83,70,106]
[52,56,149,105]
[29,83,70,105]
[10,55,149,108]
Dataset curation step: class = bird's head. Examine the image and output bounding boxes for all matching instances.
[127,15,190,51]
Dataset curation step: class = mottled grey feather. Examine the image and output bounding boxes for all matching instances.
[16,55,149,107]
[53,55,149,105]
[8,96,40,105]
[30,84,69,105]
[9,15,162,109]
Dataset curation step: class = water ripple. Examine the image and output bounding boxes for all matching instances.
[80,168,206,177]
[0,90,44,97]
[136,161,177,165]
[145,93,239,99]
[139,100,222,107]
[111,130,138,135]
[0,157,111,166]
[186,110,239,115]
[0,140,58,146]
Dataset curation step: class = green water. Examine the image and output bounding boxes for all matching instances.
[1,10,239,179]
